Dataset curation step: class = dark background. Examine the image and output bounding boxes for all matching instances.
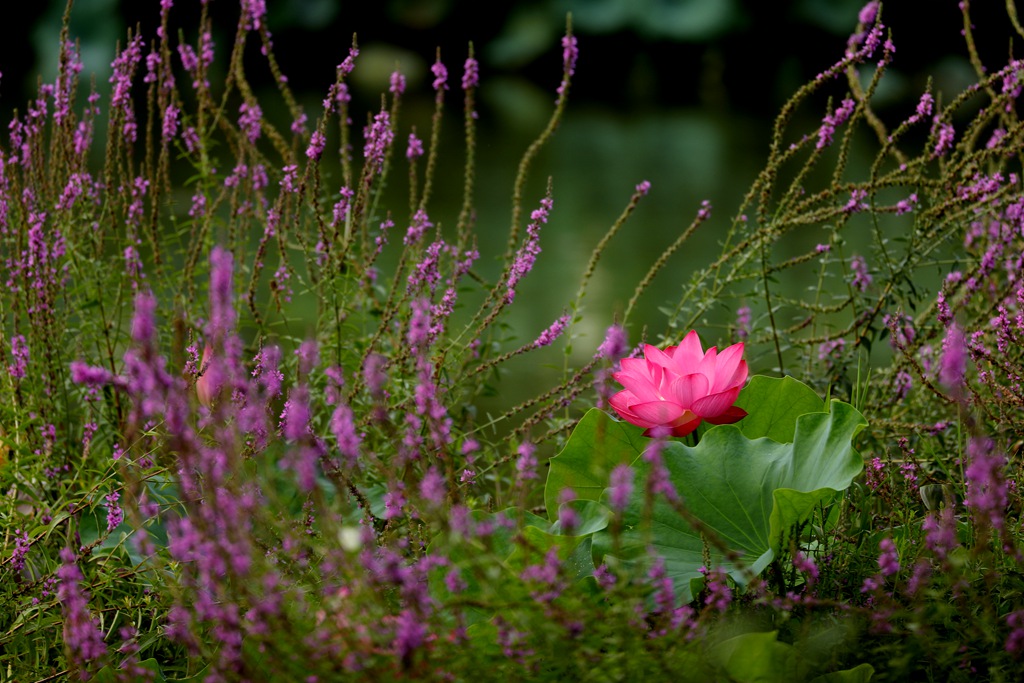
[1,0,1008,119]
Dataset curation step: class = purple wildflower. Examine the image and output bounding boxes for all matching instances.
[363,353,387,398]
[408,297,432,349]
[858,1,879,26]
[238,102,262,143]
[105,492,124,532]
[793,551,819,586]
[818,338,845,365]
[506,194,552,303]
[70,361,111,386]
[608,464,634,513]
[11,529,30,572]
[964,437,1009,533]
[419,467,446,508]
[597,324,628,360]
[850,254,872,291]
[642,432,679,502]
[923,507,959,560]
[894,370,912,400]
[331,404,360,468]
[394,609,425,664]
[700,566,732,612]
[241,0,267,31]
[406,132,424,160]
[817,97,856,149]
[7,334,28,379]
[533,313,571,348]
[844,189,869,214]
[939,323,967,390]
[431,56,448,91]
[306,130,326,160]
[877,537,900,576]
[461,56,479,90]
[516,442,538,482]
[1006,611,1024,654]
[252,345,283,398]
[933,122,955,157]
[390,70,406,95]
[907,92,933,125]
[735,306,752,341]
[404,208,433,246]
[557,488,578,534]
[556,33,578,100]
[57,548,108,676]
[162,104,180,141]
[363,107,393,173]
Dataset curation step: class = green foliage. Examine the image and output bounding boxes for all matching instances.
[547,376,866,600]
[3,1,1024,681]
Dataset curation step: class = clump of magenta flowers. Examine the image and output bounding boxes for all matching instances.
[2,0,1024,681]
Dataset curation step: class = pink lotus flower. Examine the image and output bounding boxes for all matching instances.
[609,330,748,437]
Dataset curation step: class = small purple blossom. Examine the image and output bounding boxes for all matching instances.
[461,56,479,90]
[933,122,955,157]
[11,529,30,573]
[57,548,108,674]
[238,102,262,143]
[363,108,393,173]
[793,551,819,586]
[939,323,967,390]
[858,1,879,26]
[850,254,872,291]
[818,338,845,364]
[964,437,1009,533]
[407,298,432,349]
[894,370,912,400]
[306,130,326,160]
[406,132,424,160]
[556,33,578,100]
[506,194,552,303]
[608,464,634,513]
[912,92,934,122]
[597,324,628,360]
[419,467,446,508]
[105,492,124,532]
[735,306,751,341]
[70,361,111,386]
[895,193,918,215]
[516,442,538,482]
[923,507,958,560]
[404,208,433,246]
[533,313,571,348]
[389,70,406,95]
[431,56,448,91]
[162,104,180,141]
[331,403,361,468]
[817,97,855,149]
[699,566,732,612]
[1006,611,1024,654]
[877,537,900,576]
[241,0,267,31]
[7,334,28,379]
[844,188,869,214]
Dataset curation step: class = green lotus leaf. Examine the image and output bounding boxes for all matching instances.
[548,376,866,603]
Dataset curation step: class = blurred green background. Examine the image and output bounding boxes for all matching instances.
[0,0,997,376]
